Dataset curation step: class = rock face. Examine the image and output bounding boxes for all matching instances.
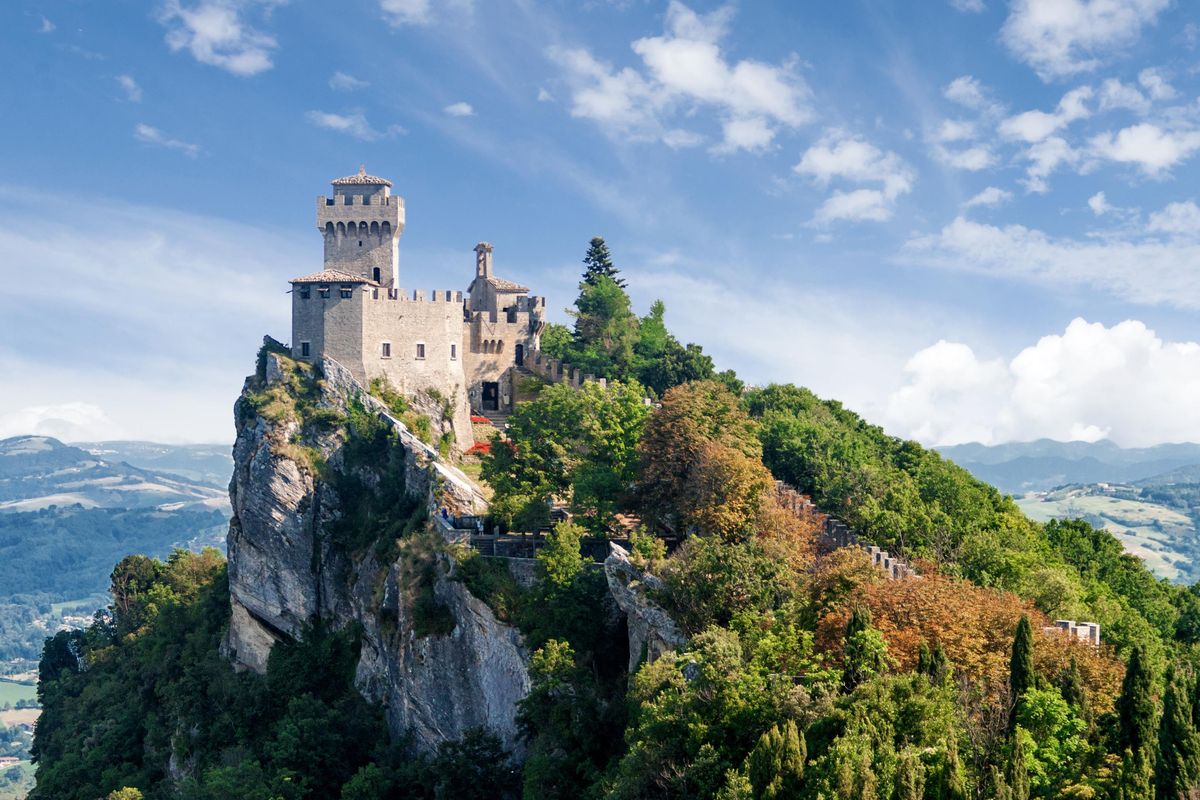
[224,346,526,752]
[604,545,686,673]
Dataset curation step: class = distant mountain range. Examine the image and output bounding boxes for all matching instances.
[0,436,232,661]
[937,439,1200,494]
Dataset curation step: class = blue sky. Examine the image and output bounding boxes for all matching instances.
[3,0,1200,447]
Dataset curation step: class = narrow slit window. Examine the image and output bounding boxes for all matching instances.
[450,344,457,360]
[381,342,391,358]
[300,342,311,357]
[416,343,426,359]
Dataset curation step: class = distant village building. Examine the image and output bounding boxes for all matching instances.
[1045,619,1101,646]
[290,168,546,448]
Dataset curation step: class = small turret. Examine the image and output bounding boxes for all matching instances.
[474,242,494,279]
[317,166,405,287]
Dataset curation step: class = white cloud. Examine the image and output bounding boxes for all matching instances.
[381,0,427,25]
[1098,78,1150,113]
[943,75,1003,115]
[1021,136,1078,192]
[0,403,118,442]
[537,87,554,102]
[158,0,279,77]
[549,1,812,154]
[116,74,143,102]
[813,189,894,224]
[1138,67,1175,100]
[134,123,201,157]
[0,186,300,443]
[329,71,368,91]
[964,186,1013,208]
[1147,201,1200,236]
[305,110,381,140]
[1000,0,1171,80]
[905,207,1200,308]
[1089,123,1200,175]
[886,319,1200,447]
[935,119,976,143]
[999,86,1092,143]
[38,16,55,33]
[949,0,985,12]
[444,101,475,117]
[1088,190,1112,215]
[797,131,914,223]
[936,145,995,171]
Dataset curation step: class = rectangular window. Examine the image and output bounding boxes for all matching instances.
[415,343,426,359]
[318,284,330,298]
[450,344,457,360]
[300,342,311,357]
[381,342,391,358]
[340,284,353,299]
[299,286,311,299]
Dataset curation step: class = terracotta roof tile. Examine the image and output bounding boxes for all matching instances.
[331,166,392,187]
[289,269,372,284]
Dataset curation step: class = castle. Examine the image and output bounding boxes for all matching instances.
[289,168,546,448]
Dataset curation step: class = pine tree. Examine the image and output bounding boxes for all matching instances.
[1008,615,1035,730]
[897,749,925,800]
[1156,667,1200,800]
[746,721,805,800]
[1117,646,1157,766]
[1117,748,1154,800]
[939,735,968,800]
[581,237,625,288]
[1008,730,1030,800]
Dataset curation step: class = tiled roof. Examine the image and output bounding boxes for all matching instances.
[289,269,371,284]
[331,166,392,186]
[488,276,529,292]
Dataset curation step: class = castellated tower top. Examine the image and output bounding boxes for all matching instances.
[317,167,404,288]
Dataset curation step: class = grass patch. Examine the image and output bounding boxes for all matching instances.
[0,680,36,706]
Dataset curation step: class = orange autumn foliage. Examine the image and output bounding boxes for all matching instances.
[816,571,1123,712]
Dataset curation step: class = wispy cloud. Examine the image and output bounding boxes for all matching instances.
[329,71,369,91]
[158,0,280,77]
[116,75,143,102]
[444,101,475,117]
[134,123,201,157]
[38,16,55,33]
[964,186,1012,208]
[305,110,386,141]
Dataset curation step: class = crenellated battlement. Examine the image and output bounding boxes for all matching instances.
[318,194,403,208]
[365,288,465,303]
[525,348,608,391]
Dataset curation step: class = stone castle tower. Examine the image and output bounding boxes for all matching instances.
[290,169,545,450]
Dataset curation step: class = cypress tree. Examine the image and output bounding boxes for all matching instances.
[939,735,968,800]
[1117,646,1157,765]
[581,237,625,288]
[1008,615,1035,730]
[746,721,805,800]
[1117,748,1154,800]
[1156,667,1200,800]
[917,640,932,677]
[778,720,805,797]
[1008,730,1030,800]
[897,749,925,800]
[929,641,951,688]
[842,606,888,691]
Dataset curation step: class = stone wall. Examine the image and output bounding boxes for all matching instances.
[316,192,403,286]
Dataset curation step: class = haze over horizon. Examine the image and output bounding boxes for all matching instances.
[4,0,1200,447]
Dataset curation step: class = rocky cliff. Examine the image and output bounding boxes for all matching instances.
[224,342,525,752]
[223,340,685,755]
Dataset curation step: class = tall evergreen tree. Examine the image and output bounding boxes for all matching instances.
[1009,615,1035,730]
[937,735,968,800]
[1117,748,1154,800]
[842,606,889,691]
[1156,667,1200,800]
[581,236,625,288]
[1008,730,1030,800]
[746,721,805,800]
[897,749,925,800]
[1117,646,1157,767]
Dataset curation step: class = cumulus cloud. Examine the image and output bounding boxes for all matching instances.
[1147,201,1200,237]
[116,74,143,102]
[905,206,1200,308]
[549,1,812,154]
[796,131,915,224]
[444,101,475,117]
[936,145,995,171]
[943,75,1003,115]
[329,71,368,91]
[964,186,1013,208]
[134,123,201,157]
[1000,0,1171,80]
[1088,190,1112,215]
[1138,67,1175,100]
[1089,124,1200,175]
[999,86,1092,143]
[305,110,382,140]
[886,319,1200,447]
[1021,136,1078,193]
[158,0,279,77]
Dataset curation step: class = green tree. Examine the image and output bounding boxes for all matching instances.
[582,236,625,288]
[1117,646,1157,768]
[1009,615,1035,730]
[1156,667,1200,800]
[842,606,890,691]
[570,276,638,378]
[746,720,805,800]
[1009,727,1030,800]
[539,322,573,360]
[896,748,925,800]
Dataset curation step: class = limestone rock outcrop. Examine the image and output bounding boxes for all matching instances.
[223,346,526,752]
[604,545,686,673]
